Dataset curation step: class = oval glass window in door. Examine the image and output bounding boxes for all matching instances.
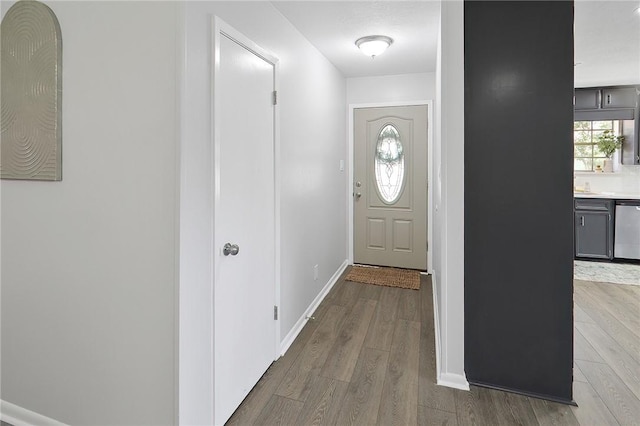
[374,124,405,204]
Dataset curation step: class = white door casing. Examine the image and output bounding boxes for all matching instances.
[213,18,279,425]
[353,105,428,270]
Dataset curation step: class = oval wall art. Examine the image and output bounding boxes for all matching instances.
[1,0,62,181]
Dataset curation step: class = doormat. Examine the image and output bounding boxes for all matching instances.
[345,265,421,290]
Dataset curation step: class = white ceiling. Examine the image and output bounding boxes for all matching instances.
[273,1,640,87]
[272,1,440,78]
[574,0,640,87]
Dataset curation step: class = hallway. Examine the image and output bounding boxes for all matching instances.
[226,271,591,425]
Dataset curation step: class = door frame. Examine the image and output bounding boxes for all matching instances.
[348,101,433,272]
[177,14,281,425]
[212,11,282,397]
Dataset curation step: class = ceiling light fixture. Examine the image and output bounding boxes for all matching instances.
[355,35,393,58]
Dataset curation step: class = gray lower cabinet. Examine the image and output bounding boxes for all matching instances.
[575,199,614,259]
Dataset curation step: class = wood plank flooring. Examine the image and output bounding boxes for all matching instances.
[573,280,640,426]
[227,271,640,425]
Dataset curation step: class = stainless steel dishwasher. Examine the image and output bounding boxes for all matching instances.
[614,201,640,260]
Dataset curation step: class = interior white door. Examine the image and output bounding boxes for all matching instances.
[214,29,276,425]
[354,105,428,270]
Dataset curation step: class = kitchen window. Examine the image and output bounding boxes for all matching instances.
[574,120,620,171]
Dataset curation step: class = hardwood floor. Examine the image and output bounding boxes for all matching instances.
[226,272,640,425]
[573,280,640,426]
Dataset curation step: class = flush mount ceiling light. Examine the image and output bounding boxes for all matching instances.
[355,35,393,58]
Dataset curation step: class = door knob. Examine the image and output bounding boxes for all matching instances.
[223,243,240,256]
[354,192,362,199]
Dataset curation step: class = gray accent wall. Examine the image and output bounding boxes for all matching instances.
[464,1,575,403]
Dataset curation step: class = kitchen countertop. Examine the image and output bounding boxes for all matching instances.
[574,192,640,200]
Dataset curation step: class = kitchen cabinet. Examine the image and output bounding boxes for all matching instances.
[602,87,638,109]
[574,86,638,110]
[574,89,600,110]
[575,198,614,259]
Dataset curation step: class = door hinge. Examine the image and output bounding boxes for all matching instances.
[272,91,277,106]
[274,305,279,320]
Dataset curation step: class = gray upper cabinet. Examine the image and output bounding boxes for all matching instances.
[574,86,638,110]
[602,87,638,109]
[574,89,600,110]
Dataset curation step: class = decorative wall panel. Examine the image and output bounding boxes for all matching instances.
[1,0,62,181]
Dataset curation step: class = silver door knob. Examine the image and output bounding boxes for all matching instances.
[223,243,240,256]
[354,192,362,199]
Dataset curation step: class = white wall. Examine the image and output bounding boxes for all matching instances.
[1,1,179,424]
[179,2,347,424]
[346,72,436,104]
[433,0,467,390]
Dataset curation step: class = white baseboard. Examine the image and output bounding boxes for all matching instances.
[431,272,470,392]
[431,272,442,382]
[1,400,68,426]
[279,259,349,355]
[438,373,470,391]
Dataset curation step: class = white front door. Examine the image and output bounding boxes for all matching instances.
[354,105,428,270]
[214,21,277,425]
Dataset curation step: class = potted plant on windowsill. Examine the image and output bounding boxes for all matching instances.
[596,130,624,172]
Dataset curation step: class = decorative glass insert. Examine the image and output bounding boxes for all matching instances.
[374,124,405,204]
